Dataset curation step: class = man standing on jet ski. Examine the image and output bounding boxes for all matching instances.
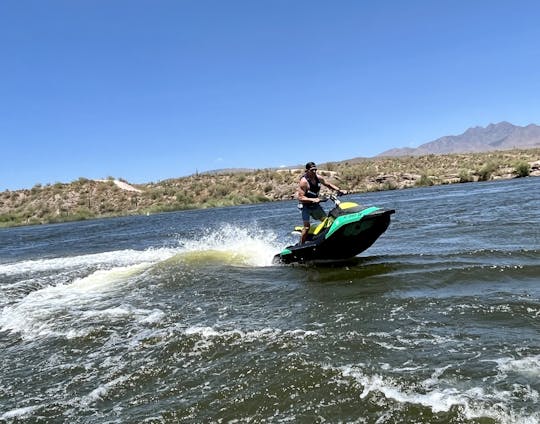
[297,162,347,244]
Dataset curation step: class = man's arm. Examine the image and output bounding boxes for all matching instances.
[320,177,347,194]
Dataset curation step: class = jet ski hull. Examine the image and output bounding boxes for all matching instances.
[273,208,394,264]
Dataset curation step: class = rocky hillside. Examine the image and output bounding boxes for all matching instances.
[378,122,540,156]
[1,149,539,227]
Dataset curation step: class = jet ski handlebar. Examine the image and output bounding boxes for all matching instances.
[319,192,345,204]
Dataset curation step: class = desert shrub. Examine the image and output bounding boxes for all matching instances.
[99,202,116,213]
[74,177,89,185]
[191,182,205,195]
[71,208,95,221]
[416,174,434,186]
[36,205,51,218]
[514,161,530,177]
[459,170,473,183]
[211,184,230,197]
[383,181,398,190]
[0,213,19,224]
[176,192,194,204]
[478,161,499,181]
[148,190,163,200]
[325,162,336,171]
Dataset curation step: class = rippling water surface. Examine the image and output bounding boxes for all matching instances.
[1,178,539,423]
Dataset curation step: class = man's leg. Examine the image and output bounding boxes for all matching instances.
[300,221,310,244]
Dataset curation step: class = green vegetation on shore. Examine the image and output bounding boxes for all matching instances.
[1,149,539,228]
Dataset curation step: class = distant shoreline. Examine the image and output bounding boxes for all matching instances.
[1,149,539,228]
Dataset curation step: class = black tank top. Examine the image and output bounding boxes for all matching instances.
[302,173,321,199]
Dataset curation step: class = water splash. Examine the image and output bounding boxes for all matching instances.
[176,224,282,267]
[0,224,283,339]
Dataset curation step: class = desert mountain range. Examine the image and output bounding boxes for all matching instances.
[377,122,540,157]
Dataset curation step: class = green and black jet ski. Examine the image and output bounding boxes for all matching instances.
[273,194,395,264]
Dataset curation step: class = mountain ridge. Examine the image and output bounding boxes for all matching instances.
[377,122,540,157]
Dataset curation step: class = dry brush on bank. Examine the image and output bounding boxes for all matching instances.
[1,149,539,227]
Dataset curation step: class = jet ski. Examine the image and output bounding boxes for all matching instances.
[273,194,395,264]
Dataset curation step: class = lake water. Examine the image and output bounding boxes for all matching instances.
[1,177,539,423]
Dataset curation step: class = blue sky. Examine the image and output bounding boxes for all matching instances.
[1,0,539,190]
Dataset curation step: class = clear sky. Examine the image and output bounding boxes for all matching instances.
[1,0,539,190]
